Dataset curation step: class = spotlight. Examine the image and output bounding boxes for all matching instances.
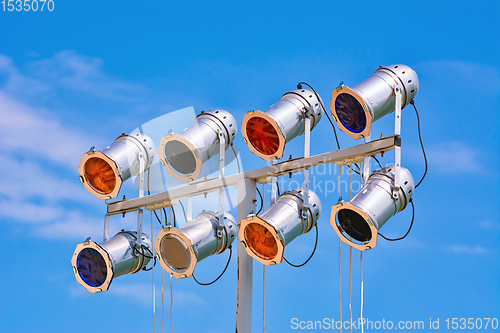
[241,89,323,161]
[239,188,322,265]
[330,165,415,251]
[71,231,153,293]
[155,211,238,279]
[78,133,156,200]
[330,64,419,139]
[158,109,238,182]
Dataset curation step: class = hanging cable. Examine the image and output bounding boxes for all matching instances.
[360,251,364,333]
[170,274,173,333]
[339,238,342,333]
[283,224,319,267]
[161,262,165,333]
[148,169,167,227]
[276,180,280,196]
[256,186,264,215]
[150,211,156,333]
[378,199,415,241]
[192,245,233,286]
[348,166,353,333]
[263,265,266,333]
[410,100,427,189]
[178,199,187,223]
[297,82,341,150]
[171,206,177,228]
[231,144,241,173]
[372,156,383,169]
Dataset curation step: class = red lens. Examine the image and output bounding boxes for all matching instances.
[84,157,117,195]
[246,117,280,155]
[244,223,278,260]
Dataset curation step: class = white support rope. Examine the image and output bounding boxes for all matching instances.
[360,251,364,333]
[170,273,173,333]
[349,165,353,333]
[338,165,342,333]
[161,209,165,333]
[151,211,156,333]
[262,183,266,333]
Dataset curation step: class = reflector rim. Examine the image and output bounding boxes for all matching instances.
[71,240,114,293]
[158,133,202,183]
[241,110,285,162]
[155,227,197,279]
[239,215,285,266]
[78,150,122,200]
[330,202,378,251]
[330,85,372,140]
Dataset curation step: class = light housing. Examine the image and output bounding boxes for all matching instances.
[241,89,323,161]
[330,64,419,139]
[71,231,152,293]
[239,188,322,265]
[158,109,238,182]
[78,133,156,200]
[330,165,415,251]
[155,211,238,279]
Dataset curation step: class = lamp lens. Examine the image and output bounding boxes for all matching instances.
[246,117,280,155]
[335,93,366,133]
[338,209,371,242]
[84,157,117,195]
[244,223,278,260]
[77,248,107,287]
[165,140,197,175]
[160,234,191,273]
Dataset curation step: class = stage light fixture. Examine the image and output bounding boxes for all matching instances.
[78,133,156,200]
[241,89,323,161]
[155,211,238,279]
[239,188,322,266]
[330,64,419,140]
[71,231,153,293]
[158,109,237,182]
[330,165,415,251]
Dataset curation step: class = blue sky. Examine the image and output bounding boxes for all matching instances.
[0,1,499,332]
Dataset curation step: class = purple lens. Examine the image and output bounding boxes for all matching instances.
[335,93,366,133]
[77,248,107,287]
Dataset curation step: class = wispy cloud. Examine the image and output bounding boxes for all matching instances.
[445,245,489,255]
[406,141,486,175]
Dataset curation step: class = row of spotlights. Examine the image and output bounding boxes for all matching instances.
[72,165,416,292]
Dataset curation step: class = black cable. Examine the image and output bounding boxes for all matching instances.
[171,206,177,228]
[297,82,341,150]
[276,181,280,196]
[231,144,241,173]
[138,245,157,271]
[283,224,318,267]
[378,199,415,241]
[192,245,232,286]
[410,100,427,189]
[256,186,264,215]
[372,156,383,169]
[179,199,187,222]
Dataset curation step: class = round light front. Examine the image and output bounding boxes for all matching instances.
[164,140,197,175]
[244,222,278,260]
[83,157,117,195]
[77,248,107,287]
[160,234,192,273]
[246,116,280,156]
[338,209,371,242]
[335,93,367,134]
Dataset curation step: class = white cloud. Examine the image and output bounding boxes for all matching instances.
[445,245,489,255]
[406,141,485,175]
[25,50,147,101]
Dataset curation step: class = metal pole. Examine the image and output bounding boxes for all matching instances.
[236,177,256,333]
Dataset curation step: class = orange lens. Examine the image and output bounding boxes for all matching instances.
[246,116,280,155]
[244,222,278,260]
[84,157,117,195]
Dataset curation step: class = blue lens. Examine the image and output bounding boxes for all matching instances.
[77,248,107,287]
[335,93,366,134]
